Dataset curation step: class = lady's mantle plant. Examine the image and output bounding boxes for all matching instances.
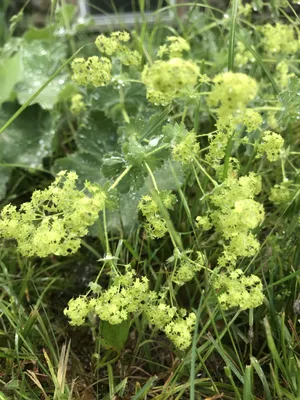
[2,20,298,351]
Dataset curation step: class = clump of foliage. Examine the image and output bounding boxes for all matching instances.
[0,0,299,399]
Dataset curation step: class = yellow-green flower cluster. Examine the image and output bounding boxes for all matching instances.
[146,301,177,329]
[227,232,261,258]
[243,109,263,132]
[0,171,106,257]
[215,157,240,181]
[206,110,262,169]
[145,298,196,350]
[208,173,264,258]
[269,182,294,205]
[172,251,205,286]
[138,191,176,239]
[164,312,196,350]
[64,268,196,350]
[276,61,295,88]
[96,31,130,54]
[214,269,264,310]
[257,130,284,162]
[235,42,254,67]
[94,274,149,325]
[205,130,229,169]
[63,296,92,326]
[207,72,258,119]
[205,116,237,169]
[70,94,86,115]
[71,56,112,87]
[142,58,199,105]
[196,215,212,230]
[64,268,148,325]
[261,23,298,55]
[172,130,200,164]
[64,267,149,325]
[239,3,252,17]
[95,31,141,66]
[157,36,190,58]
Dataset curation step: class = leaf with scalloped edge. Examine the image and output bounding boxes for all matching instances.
[16,39,68,110]
[76,111,119,157]
[0,50,22,105]
[0,103,56,200]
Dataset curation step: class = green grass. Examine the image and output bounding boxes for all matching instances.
[0,0,300,399]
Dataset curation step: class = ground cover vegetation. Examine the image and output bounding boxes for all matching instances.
[0,0,299,398]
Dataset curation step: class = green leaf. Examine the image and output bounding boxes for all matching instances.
[118,109,169,142]
[76,111,119,157]
[16,39,68,109]
[117,116,147,140]
[0,50,22,105]
[55,4,76,28]
[0,103,56,200]
[23,25,55,42]
[279,76,300,125]
[106,191,141,234]
[89,82,146,122]
[0,103,55,167]
[100,160,185,235]
[101,319,130,350]
[53,152,105,187]
[101,153,139,193]
[142,160,185,192]
[0,168,11,200]
[3,379,19,390]
[57,82,78,103]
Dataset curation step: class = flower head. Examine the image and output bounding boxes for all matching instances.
[142,58,199,105]
[71,56,112,87]
[208,72,258,119]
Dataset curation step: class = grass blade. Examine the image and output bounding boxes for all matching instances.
[131,375,157,400]
[243,365,253,400]
[263,317,297,394]
[190,295,203,400]
[251,356,272,400]
[228,0,239,71]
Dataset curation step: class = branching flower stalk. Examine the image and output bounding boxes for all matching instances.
[2,24,296,354]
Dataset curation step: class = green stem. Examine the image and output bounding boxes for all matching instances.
[61,0,76,54]
[193,158,218,186]
[253,107,281,111]
[145,143,169,158]
[144,162,159,192]
[192,164,205,196]
[181,106,188,124]
[222,132,235,180]
[144,162,182,250]
[50,0,58,21]
[108,165,132,192]
[119,87,130,123]
[281,159,286,181]
[102,204,111,257]
[81,240,102,259]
